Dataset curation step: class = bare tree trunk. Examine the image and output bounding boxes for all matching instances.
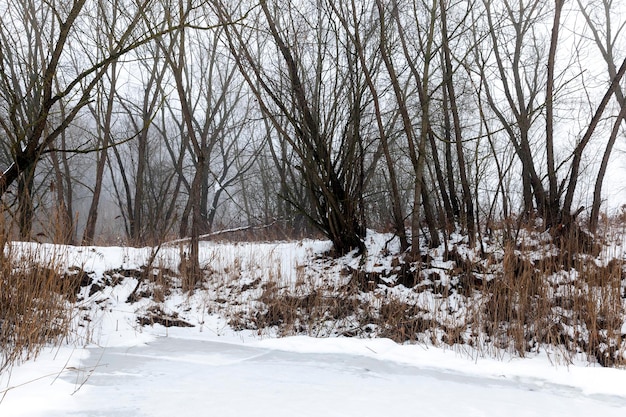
[481,0,548,221]
[421,184,441,248]
[590,101,626,232]
[165,6,204,285]
[544,0,565,226]
[577,0,626,232]
[440,0,475,246]
[442,88,460,219]
[375,0,436,255]
[17,166,35,240]
[562,57,626,222]
[47,95,76,245]
[83,54,118,244]
[428,131,455,231]
[49,145,75,244]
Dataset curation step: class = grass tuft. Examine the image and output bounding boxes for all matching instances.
[0,242,74,371]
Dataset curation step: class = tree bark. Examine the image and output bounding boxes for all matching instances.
[440,0,475,246]
[544,0,565,226]
[83,57,118,245]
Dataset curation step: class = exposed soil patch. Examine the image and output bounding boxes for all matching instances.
[137,306,194,328]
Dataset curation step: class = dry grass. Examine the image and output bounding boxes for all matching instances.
[212,220,626,367]
[0,235,75,371]
[235,273,365,336]
[457,225,625,366]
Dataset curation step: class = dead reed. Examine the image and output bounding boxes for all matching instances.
[0,239,75,371]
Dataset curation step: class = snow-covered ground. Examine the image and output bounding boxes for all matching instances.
[1,236,626,416]
[2,329,626,416]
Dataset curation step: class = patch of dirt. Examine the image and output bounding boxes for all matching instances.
[137,306,194,328]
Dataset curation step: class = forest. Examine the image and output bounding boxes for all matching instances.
[1,0,624,254]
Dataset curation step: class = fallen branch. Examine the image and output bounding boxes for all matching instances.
[163,221,279,246]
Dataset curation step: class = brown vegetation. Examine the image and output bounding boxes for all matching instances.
[0,236,74,371]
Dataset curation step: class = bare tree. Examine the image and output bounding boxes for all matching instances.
[439,0,476,246]
[577,0,626,232]
[327,0,410,252]
[82,0,124,245]
[213,0,375,254]
[374,0,444,252]
[479,0,551,221]
[105,30,178,244]
[0,0,207,239]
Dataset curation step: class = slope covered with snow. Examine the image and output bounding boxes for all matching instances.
[1,234,626,416]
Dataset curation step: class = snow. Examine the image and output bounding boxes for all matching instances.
[2,333,626,416]
[1,236,626,416]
